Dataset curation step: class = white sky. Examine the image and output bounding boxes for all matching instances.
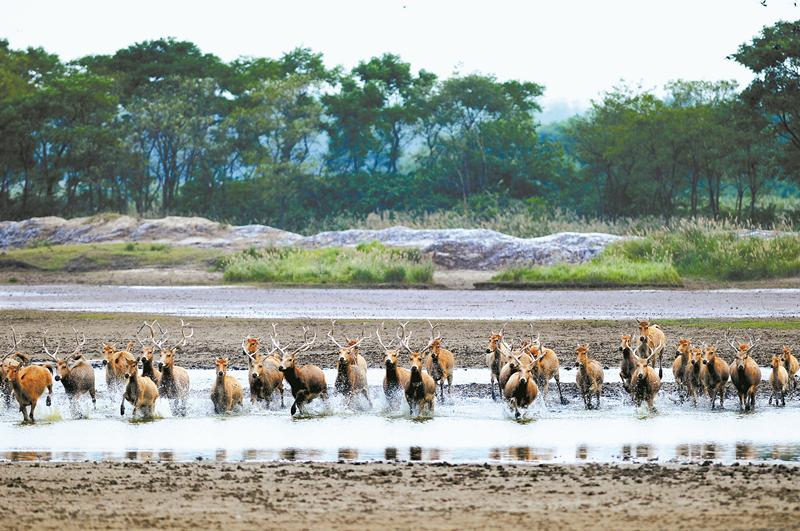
[2,0,798,116]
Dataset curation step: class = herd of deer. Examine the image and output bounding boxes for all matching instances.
[0,318,797,423]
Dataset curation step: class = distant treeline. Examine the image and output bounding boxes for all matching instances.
[1,20,800,231]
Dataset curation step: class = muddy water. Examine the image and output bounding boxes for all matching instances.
[1,285,799,319]
[1,368,798,465]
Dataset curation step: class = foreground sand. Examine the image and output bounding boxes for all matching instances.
[0,461,797,530]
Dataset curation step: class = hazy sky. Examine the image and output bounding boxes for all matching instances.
[3,0,798,119]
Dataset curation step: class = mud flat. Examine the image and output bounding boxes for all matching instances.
[0,461,796,530]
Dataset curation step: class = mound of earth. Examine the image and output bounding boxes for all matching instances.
[0,215,624,270]
[301,226,623,269]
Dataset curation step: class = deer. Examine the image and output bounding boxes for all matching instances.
[485,323,511,400]
[702,344,729,410]
[687,347,705,407]
[636,319,667,378]
[242,330,284,407]
[769,354,789,407]
[618,334,640,393]
[728,333,761,412]
[102,340,137,390]
[503,354,539,419]
[43,328,96,410]
[2,326,53,423]
[423,321,454,401]
[781,346,799,392]
[526,326,566,405]
[328,321,371,407]
[631,348,661,412]
[157,320,192,416]
[120,355,159,419]
[211,357,243,414]
[672,338,692,401]
[397,327,436,417]
[1,327,30,407]
[378,323,410,407]
[137,321,166,386]
[498,340,524,391]
[273,326,326,416]
[575,344,603,410]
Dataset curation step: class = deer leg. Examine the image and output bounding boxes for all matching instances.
[46,383,52,407]
[709,388,717,410]
[490,374,497,401]
[555,374,567,405]
[362,388,372,408]
[594,389,601,409]
[120,397,126,416]
[781,388,786,407]
[279,384,285,408]
[90,386,97,409]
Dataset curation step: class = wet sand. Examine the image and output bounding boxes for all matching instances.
[2,284,800,320]
[0,461,796,530]
[1,310,795,369]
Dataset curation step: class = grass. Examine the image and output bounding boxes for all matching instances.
[493,257,682,287]
[219,241,434,285]
[659,318,800,330]
[492,223,800,287]
[0,242,221,271]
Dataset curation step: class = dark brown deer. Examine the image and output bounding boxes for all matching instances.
[137,321,166,386]
[672,338,692,401]
[397,327,435,417]
[702,344,729,410]
[618,334,639,393]
[273,327,326,416]
[631,349,661,412]
[242,329,284,407]
[503,354,539,419]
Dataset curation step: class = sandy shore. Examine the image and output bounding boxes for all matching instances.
[0,461,796,530]
[0,310,795,369]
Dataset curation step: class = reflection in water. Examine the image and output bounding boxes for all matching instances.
[1,443,800,464]
[338,448,358,460]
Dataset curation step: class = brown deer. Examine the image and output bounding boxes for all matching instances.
[631,349,661,412]
[485,323,510,401]
[120,356,159,419]
[498,340,524,391]
[273,327,326,416]
[702,344,729,410]
[672,338,692,401]
[728,333,762,412]
[575,344,603,410]
[423,321,454,400]
[1,327,30,406]
[379,323,410,407]
[769,354,789,407]
[44,328,96,409]
[157,320,192,416]
[328,321,371,407]
[397,328,436,417]
[503,354,539,419]
[781,346,799,392]
[618,334,640,393]
[211,357,243,414]
[527,327,566,405]
[687,347,705,407]
[242,330,284,407]
[102,340,137,389]
[137,321,166,386]
[2,355,53,423]
[637,319,667,378]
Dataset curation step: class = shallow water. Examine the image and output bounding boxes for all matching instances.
[2,284,799,319]
[1,367,797,465]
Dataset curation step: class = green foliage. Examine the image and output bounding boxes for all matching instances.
[220,243,433,285]
[493,257,681,287]
[496,225,800,287]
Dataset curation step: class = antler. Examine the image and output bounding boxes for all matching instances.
[173,319,193,348]
[291,326,317,356]
[42,330,60,361]
[70,327,87,358]
[396,322,413,353]
[376,323,396,352]
[136,321,154,347]
[327,320,345,349]
[723,328,740,352]
[6,326,20,357]
[427,320,441,341]
[746,331,761,353]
